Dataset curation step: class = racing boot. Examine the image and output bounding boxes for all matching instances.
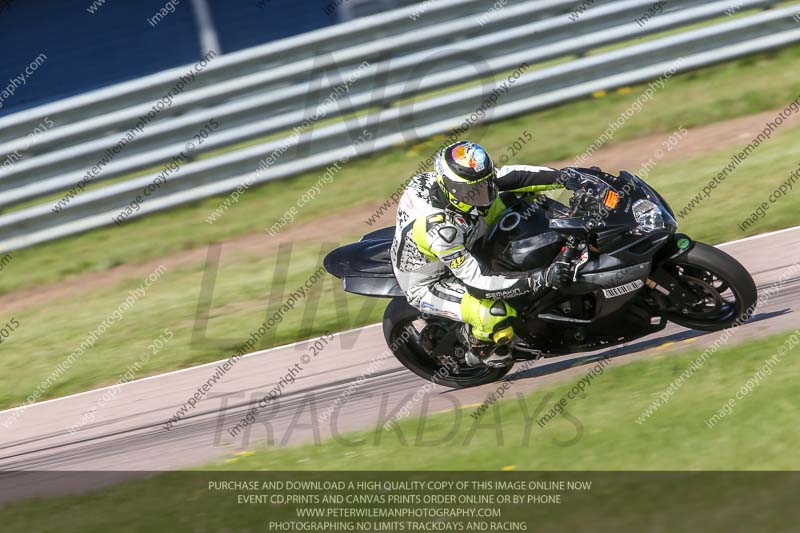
[459,324,513,368]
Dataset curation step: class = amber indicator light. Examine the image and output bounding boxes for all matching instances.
[603,190,620,209]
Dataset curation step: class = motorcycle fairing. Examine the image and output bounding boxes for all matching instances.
[323,228,403,298]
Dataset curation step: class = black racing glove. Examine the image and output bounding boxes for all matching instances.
[561,168,591,191]
[543,260,572,289]
[528,260,571,293]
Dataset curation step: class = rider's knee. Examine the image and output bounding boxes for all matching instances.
[460,294,517,342]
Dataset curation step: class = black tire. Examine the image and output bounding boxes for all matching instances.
[382,297,511,389]
[663,242,757,331]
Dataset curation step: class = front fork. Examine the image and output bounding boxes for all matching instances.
[645,233,698,310]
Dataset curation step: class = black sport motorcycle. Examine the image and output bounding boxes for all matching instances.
[324,168,757,388]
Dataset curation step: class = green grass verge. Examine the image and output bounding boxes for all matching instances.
[2,332,799,532]
[2,43,800,295]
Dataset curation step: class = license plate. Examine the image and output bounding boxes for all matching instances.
[602,279,644,298]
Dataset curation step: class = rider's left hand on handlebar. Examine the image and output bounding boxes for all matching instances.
[561,168,590,191]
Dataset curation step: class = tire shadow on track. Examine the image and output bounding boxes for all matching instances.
[503,308,792,383]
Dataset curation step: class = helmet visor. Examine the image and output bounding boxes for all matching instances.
[443,175,496,208]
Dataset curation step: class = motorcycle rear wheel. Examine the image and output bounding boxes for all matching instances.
[382,298,511,389]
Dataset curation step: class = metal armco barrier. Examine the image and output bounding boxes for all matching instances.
[0,0,795,251]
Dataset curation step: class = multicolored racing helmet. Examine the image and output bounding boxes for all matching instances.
[434,141,497,211]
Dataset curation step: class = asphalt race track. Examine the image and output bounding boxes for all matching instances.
[1,227,798,501]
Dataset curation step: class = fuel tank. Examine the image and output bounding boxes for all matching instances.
[486,203,565,272]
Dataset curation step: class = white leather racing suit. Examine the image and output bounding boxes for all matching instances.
[390,165,566,341]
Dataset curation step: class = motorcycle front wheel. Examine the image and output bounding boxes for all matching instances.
[382,298,511,389]
[661,242,757,331]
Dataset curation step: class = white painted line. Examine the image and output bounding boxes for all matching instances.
[0,323,382,415]
[716,225,800,248]
[3,226,798,416]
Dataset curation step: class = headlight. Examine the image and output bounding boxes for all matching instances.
[632,199,664,232]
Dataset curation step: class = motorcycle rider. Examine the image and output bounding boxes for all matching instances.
[391,140,581,367]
